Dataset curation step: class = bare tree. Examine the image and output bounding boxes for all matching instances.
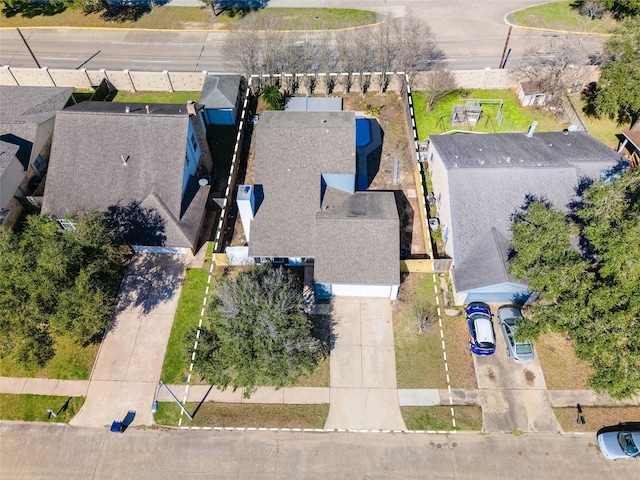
[423,64,457,111]
[390,15,444,84]
[518,35,586,108]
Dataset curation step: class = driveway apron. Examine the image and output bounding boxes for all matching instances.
[70,254,186,428]
[325,297,406,431]
[473,317,560,433]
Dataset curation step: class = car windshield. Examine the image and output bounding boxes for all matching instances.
[503,317,517,327]
[477,342,495,350]
[516,343,533,354]
[618,432,639,456]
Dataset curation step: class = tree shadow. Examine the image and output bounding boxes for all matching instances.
[112,252,185,317]
[1,1,67,18]
[104,201,167,248]
[211,0,270,16]
[392,190,415,260]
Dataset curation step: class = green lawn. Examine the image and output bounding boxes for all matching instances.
[0,335,98,380]
[160,268,211,385]
[0,394,84,423]
[413,89,568,140]
[569,96,622,149]
[112,91,201,104]
[512,2,618,34]
[0,6,376,31]
[401,406,483,431]
[154,402,329,428]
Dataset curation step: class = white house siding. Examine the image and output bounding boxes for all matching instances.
[427,144,454,258]
[1,155,25,209]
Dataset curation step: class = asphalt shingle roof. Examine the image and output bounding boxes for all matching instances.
[0,140,20,174]
[249,111,399,286]
[0,85,73,168]
[42,101,209,250]
[429,131,624,292]
[199,75,241,110]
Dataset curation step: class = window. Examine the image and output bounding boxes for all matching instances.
[57,219,76,231]
[190,133,198,151]
[33,155,44,170]
[185,153,190,165]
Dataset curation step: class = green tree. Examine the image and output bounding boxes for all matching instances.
[261,84,285,110]
[597,0,640,18]
[191,264,325,396]
[0,213,125,368]
[592,18,640,130]
[509,171,640,398]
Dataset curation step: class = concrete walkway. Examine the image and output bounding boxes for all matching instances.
[67,254,186,428]
[324,297,406,430]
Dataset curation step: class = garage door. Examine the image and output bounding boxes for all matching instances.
[331,284,393,299]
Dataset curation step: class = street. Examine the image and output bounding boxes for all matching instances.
[1,422,637,479]
[0,1,606,71]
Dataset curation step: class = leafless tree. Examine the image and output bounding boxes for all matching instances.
[518,35,586,108]
[423,64,457,111]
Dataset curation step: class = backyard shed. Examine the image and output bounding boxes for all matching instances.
[200,75,242,125]
[516,81,550,107]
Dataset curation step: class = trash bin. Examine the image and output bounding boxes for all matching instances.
[110,421,123,433]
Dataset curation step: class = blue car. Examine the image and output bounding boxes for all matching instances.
[466,302,496,355]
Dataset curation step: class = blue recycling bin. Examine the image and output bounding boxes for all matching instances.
[110,421,123,433]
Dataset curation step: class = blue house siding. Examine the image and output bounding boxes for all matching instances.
[204,108,235,126]
[459,282,531,305]
[182,122,200,194]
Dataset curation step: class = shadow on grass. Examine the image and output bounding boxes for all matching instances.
[2,1,67,18]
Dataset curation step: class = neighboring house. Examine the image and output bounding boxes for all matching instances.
[199,75,242,126]
[617,130,640,170]
[236,111,400,300]
[426,130,624,305]
[516,81,550,108]
[0,85,74,227]
[42,101,213,254]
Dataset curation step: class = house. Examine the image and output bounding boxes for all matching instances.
[0,85,74,227]
[235,111,400,300]
[426,130,624,305]
[617,130,640,170]
[199,75,242,126]
[41,101,213,254]
[516,81,550,107]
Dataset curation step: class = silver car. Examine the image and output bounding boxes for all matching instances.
[597,423,640,460]
[497,306,534,363]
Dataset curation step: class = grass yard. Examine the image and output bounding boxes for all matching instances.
[160,267,211,385]
[512,2,618,34]
[153,402,329,428]
[554,406,640,433]
[0,335,98,380]
[112,91,201,104]
[569,96,623,149]
[401,406,482,431]
[412,89,567,140]
[393,273,476,390]
[1,6,376,31]
[0,394,84,423]
[535,332,594,390]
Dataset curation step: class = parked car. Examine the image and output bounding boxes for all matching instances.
[597,423,640,460]
[497,306,535,363]
[465,303,496,355]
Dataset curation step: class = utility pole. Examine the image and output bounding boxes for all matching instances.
[16,28,41,68]
[498,26,512,70]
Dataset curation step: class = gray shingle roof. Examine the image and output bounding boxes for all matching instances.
[285,97,343,112]
[0,85,73,168]
[249,111,356,258]
[199,75,241,110]
[42,101,209,250]
[315,191,399,284]
[0,140,20,174]
[430,132,623,292]
[249,111,399,286]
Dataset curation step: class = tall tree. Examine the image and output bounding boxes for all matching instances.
[191,263,325,396]
[0,213,125,368]
[509,171,640,399]
[593,18,640,130]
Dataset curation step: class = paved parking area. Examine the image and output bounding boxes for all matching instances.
[69,254,186,428]
[324,297,406,430]
[473,305,560,433]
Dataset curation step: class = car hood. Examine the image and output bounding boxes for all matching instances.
[598,431,639,460]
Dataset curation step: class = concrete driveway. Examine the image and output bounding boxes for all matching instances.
[69,254,186,428]
[473,307,560,433]
[324,297,406,431]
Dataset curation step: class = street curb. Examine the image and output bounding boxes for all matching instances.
[176,426,459,434]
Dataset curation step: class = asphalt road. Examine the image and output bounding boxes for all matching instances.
[0,0,606,71]
[1,422,638,479]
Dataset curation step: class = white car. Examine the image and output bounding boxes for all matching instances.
[597,423,640,460]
